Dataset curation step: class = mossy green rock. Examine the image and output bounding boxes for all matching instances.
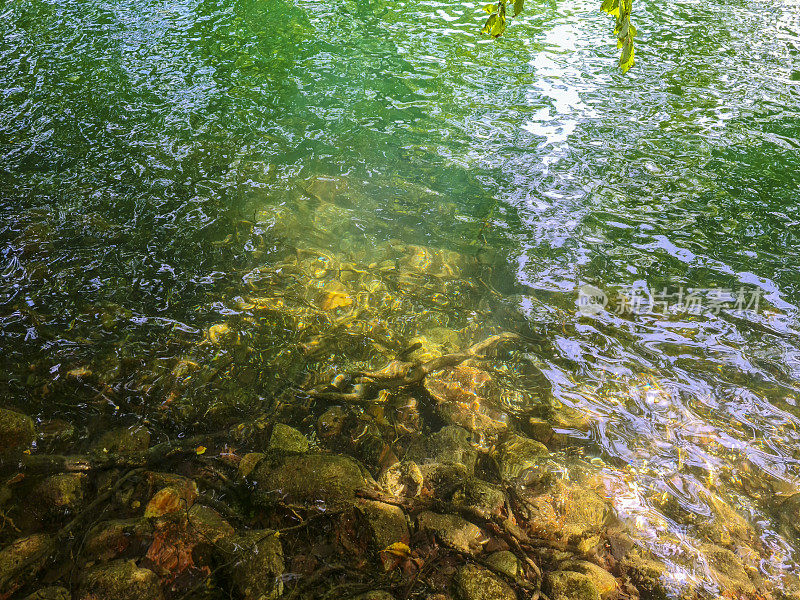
[700,543,756,595]
[24,587,70,600]
[252,453,370,507]
[417,511,485,555]
[0,408,35,454]
[495,433,549,482]
[426,426,477,472]
[0,534,54,594]
[79,560,163,600]
[620,552,667,600]
[485,550,519,578]
[452,564,516,600]
[545,571,601,600]
[560,561,618,598]
[360,499,409,549]
[94,426,150,454]
[220,530,284,600]
[452,478,506,516]
[32,473,85,517]
[268,423,309,453]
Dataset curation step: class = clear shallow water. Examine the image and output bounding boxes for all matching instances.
[1,0,800,593]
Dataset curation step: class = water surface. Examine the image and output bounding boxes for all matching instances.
[1,0,799,593]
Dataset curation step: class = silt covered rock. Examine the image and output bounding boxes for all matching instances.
[451,478,506,516]
[558,561,618,598]
[219,530,284,600]
[544,571,601,600]
[417,511,486,555]
[251,452,372,507]
[494,433,549,483]
[0,533,54,594]
[84,518,149,562]
[426,367,508,441]
[23,587,71,600]
[360,499,410,549]
[452,564,516,600]
[0,407,35,454]
[94,426,150,454]
[425,426,477,473]
[30,473,86,519]
[269,423,309,453]
[78,560,163,600]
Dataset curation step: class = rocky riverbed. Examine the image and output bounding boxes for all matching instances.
[1,187,798,600]
[1,229,797,599]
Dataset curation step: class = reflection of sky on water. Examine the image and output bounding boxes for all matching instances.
[503,0,800,587]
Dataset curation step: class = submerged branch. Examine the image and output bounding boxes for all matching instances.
[309,332,523,404]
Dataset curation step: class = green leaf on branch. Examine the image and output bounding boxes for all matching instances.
[602,0,635,72]
[620,38,634,72]
[481,0,507,38]
[601,0,620,17]
[513,0,524,17]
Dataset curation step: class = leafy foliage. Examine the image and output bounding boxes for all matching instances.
[601,0,636,72]
[481,0,636,73]
[481,0,509,38]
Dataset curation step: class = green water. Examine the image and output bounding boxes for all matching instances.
[1,0,800,593]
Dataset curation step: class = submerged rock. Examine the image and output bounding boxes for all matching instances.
[207,322,238,346]
[558,561,618,598]
[697,491,757,549]
[426,367,508,440]
[317,406,348,439]
[94,426,150,454]
[251,452,371,507]
[620,552,667,600]
[523,481,609,543]
[452,564,516,600]
[426,426,477,473]
[0,408,35,454]
[186,504,234,542]
[451,478,506,516]
[220,530,284,600]
[269,423,309,453]
[700,543,756,595]
[31,473,85,519]
[544,571,601,600]
[23,587,71,600]
[378,460,424,498]
[84,518,149,562]
[144,483,198,519]
[484,550,519,578]
[419,462,469,499]
[408,327,462,362]
[0,533,54,594]
[417,511,486,555]
[351,592,395,600]
[238,452,266,479]
[494,433,549,483]
[360,499,410,549]
[78,560,163,600]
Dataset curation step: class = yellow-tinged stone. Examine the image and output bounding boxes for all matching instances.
[144,485,197,518]
[207,323,237,345]
[316,282,353,311]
